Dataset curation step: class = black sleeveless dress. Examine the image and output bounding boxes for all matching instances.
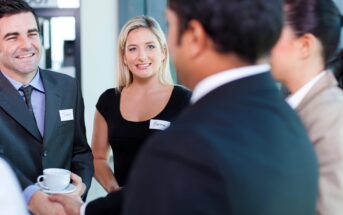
[96,85,191,186]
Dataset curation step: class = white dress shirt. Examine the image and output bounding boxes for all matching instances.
[286,71,327,109]
[0,158,28,215]
[191,64,271,103]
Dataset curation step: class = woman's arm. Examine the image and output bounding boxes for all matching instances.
[91,110,120,193]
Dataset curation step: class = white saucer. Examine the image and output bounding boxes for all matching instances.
[35,183,76,194]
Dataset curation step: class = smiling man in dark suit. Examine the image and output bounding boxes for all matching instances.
[51,0,318,214]
[0,0,93,214]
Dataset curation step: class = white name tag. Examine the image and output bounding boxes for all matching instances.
[59,109,74,121]
[149,119,170,130]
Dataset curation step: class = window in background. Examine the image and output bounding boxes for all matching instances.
[39,16,76,78]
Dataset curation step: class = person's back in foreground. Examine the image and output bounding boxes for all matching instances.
[122,0,319,214]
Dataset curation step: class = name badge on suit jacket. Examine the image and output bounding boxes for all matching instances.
[59,109,74,121]
[149,119,170,130]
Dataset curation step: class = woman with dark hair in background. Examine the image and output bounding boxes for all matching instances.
[270,0,343,214]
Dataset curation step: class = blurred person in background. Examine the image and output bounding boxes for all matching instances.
[119,0,318,214]
[270,0,343,214]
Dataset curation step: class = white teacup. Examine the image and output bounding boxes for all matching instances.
[37,168,70,191]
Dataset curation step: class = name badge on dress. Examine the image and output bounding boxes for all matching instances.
[149,119,170,130]
[59,109,74,121]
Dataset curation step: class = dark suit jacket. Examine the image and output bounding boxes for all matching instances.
[0,69,93,194]
[86,189,123,215]
[119,72,318,215]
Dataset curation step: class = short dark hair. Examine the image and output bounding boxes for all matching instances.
[167,0,283,64]
[0,0,39,31]
[284,0,342,64]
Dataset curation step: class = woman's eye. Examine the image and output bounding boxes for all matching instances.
[147,44,155,49]
[128,47,136,52]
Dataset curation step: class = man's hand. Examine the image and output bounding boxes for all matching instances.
[48,173,85,215]
[69,173,86,197]
[49,194,83,215]
[28,191,66,215]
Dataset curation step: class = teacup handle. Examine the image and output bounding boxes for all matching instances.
[37,175,49,189]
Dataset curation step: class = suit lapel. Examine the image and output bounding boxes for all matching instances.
[40,70,62,144]
[297,72,338,112]
[0,72,42,141]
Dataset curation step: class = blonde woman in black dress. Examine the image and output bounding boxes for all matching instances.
[92,16,191,193]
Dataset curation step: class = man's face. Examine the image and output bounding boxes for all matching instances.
[165,8,190,88]
[0,12,42,80]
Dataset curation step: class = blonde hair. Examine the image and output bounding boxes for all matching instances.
[117,15,173,90]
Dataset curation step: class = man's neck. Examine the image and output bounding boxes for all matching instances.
[190,53,257,90]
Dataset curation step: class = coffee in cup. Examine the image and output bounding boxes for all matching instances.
[37,168,70,191]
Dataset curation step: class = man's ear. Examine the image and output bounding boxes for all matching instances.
[182,20,208,58]
[296,33,317,59]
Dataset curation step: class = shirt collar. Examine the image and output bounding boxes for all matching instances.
[286,71,326,109]
[2,69,45,93]
[191,64,270,103]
